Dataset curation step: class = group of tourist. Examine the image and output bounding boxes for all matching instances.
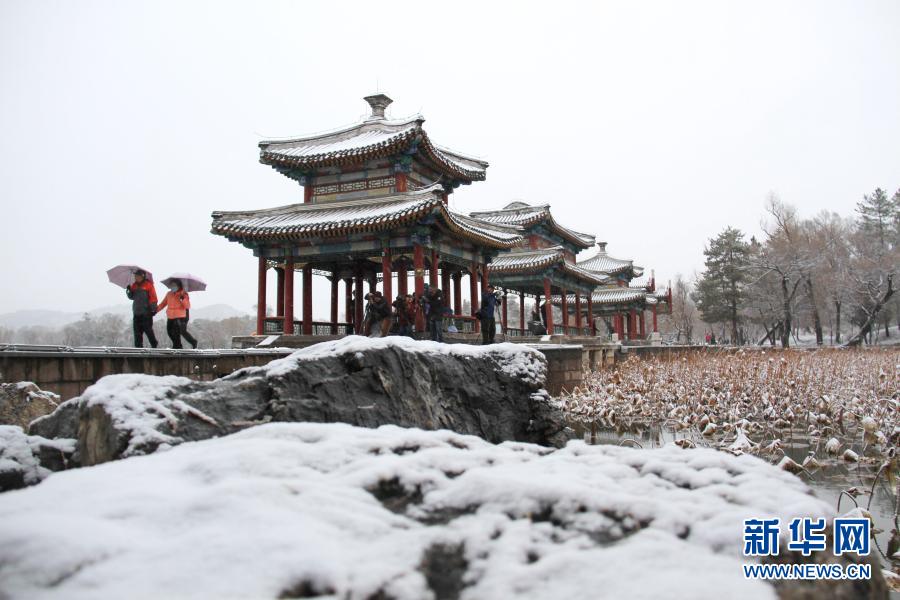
[126,270,197,349]
[360,284,503,345]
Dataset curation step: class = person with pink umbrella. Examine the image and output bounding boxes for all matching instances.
[155,273,206,349]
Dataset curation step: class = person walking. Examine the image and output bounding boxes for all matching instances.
[427,288,445,342]
[126,269,158,348]
[156,279,198,349]
[479,284,499,344]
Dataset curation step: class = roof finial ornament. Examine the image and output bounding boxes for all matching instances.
[363,93,392,120]
[597,241,608,253]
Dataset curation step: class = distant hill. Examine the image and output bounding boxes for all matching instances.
[0,310,82,329]
[0,304,249,329]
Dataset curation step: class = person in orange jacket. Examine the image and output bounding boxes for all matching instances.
[125,270,158,348]
[156,279,198,349]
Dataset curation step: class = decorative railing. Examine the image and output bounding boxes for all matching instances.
[504,327,526,337]
[263,317,352,336]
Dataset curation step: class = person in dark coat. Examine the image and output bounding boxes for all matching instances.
[427,288,444,342]
[368,291,392,337]
[393,294,414,337]
[126,270,158,348]
[480,284,499,344]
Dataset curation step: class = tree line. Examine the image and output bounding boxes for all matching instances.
[674,187,898,347]
[0,314,256,349]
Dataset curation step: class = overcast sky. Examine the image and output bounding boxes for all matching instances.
[1,0,898,317]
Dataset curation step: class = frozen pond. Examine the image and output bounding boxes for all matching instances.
[580,424,897,559]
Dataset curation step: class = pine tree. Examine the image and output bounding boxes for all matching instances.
[856,187,898,250]
[692,227,750,343]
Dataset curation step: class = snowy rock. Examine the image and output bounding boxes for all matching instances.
[0,382,59,429]
[34,336,567,465]
[0,426,75,491]
[0,422,882,600]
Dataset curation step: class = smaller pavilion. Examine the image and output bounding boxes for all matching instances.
[573,243,671,340]
[470,202,606,335]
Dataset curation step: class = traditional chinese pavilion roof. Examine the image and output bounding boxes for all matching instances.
[258,95,488,184]
[589,287,649,305]
[469,202,595,249]
[210,185,521,248]
[577,242,644,277]
[488,247,608,285]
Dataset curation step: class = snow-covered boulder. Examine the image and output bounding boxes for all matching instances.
[0,423,881,599]
[0,426,75,491]
[31,336,567,466]
[0,382,59,429]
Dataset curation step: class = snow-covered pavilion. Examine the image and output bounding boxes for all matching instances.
[211,94,521,336]
[469,202,607,335]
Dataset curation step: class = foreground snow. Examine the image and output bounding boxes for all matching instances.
[0,422,834,599]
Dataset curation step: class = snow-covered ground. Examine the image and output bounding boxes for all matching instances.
[0,422,834,600]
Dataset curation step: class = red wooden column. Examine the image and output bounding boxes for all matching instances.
[302,266,313,335]
[429,250,439,288]
[303,184,313,203]
[628,309,637,340]
[276,267,285,318]
[480,261,489,297]
[398,262,408,297]
[469,263,480,333]
[639,309,646,338]
[501,292,508,332]
[395,172,408,193]
[344,278,353,328]
[652,305,658,332]
[574,292,582,331]
[330,276,339,334]
[560,287,569,334]
[256,257,267,335]
[543,278,554,334]
[452,272,462,315]
[519,292,525,332]
[413,244,425,332]
[382,248,393,304]
[587,294,594,335]
[284,259,295,335]
[354,270,364,332]
[441,265,451,297]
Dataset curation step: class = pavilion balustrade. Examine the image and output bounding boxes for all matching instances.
[264,317,352,336]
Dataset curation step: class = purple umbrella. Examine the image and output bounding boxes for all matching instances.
[107,264,154,289]
[161,273,207,292]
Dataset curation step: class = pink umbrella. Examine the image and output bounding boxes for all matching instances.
[161,273,207,292]
[106,264,154,289]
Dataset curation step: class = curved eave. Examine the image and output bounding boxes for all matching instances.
[210,192,518,249]
[490,254,608,286]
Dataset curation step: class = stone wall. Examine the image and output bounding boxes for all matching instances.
[0,349,292,400]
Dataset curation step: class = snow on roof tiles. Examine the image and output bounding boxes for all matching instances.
[259,115,488,182]
[489,247,608,285]
[577,243,643,276]
[210,185,521,248]
[470,202,595,249]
